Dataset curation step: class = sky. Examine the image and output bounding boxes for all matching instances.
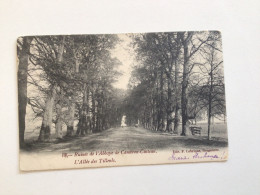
[111,34,135,90]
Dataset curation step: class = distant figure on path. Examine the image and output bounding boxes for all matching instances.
[121,115,127,128]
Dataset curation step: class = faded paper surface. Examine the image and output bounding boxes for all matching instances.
[18,31,228,171]
[20,148,228,171]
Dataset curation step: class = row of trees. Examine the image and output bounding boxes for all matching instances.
[124,31,225,139]
[18,35,124,147]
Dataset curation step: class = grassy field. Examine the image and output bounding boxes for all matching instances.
[197,123,228,139]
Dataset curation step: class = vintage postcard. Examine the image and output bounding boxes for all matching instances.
[18,31,228,171]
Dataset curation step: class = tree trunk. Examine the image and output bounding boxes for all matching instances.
[55,99,63,139]
[157,68,164,131]
[208,70,213,140]
[152,96,157,131]
[38,89,55,141]
[173,61,180,135]
[173,55,180,134]
[66,102,75,136]
[76,107,83,136]
[67,40,80,136]
[18,37,32,147]
[96,97,101,132]
[208,115,211,140]
[181,41,189,135]
[79,85,90,135]
[77,87,88,136]
[55,36,65,138]
[91,85,96,132]
[166,76,173,132]
[86,87,91,134]
[181,32,192,136]
[173,109,180,134]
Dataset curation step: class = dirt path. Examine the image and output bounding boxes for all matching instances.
[23,126,228,153]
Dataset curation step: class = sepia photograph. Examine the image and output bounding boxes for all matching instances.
[18,31,228,171]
